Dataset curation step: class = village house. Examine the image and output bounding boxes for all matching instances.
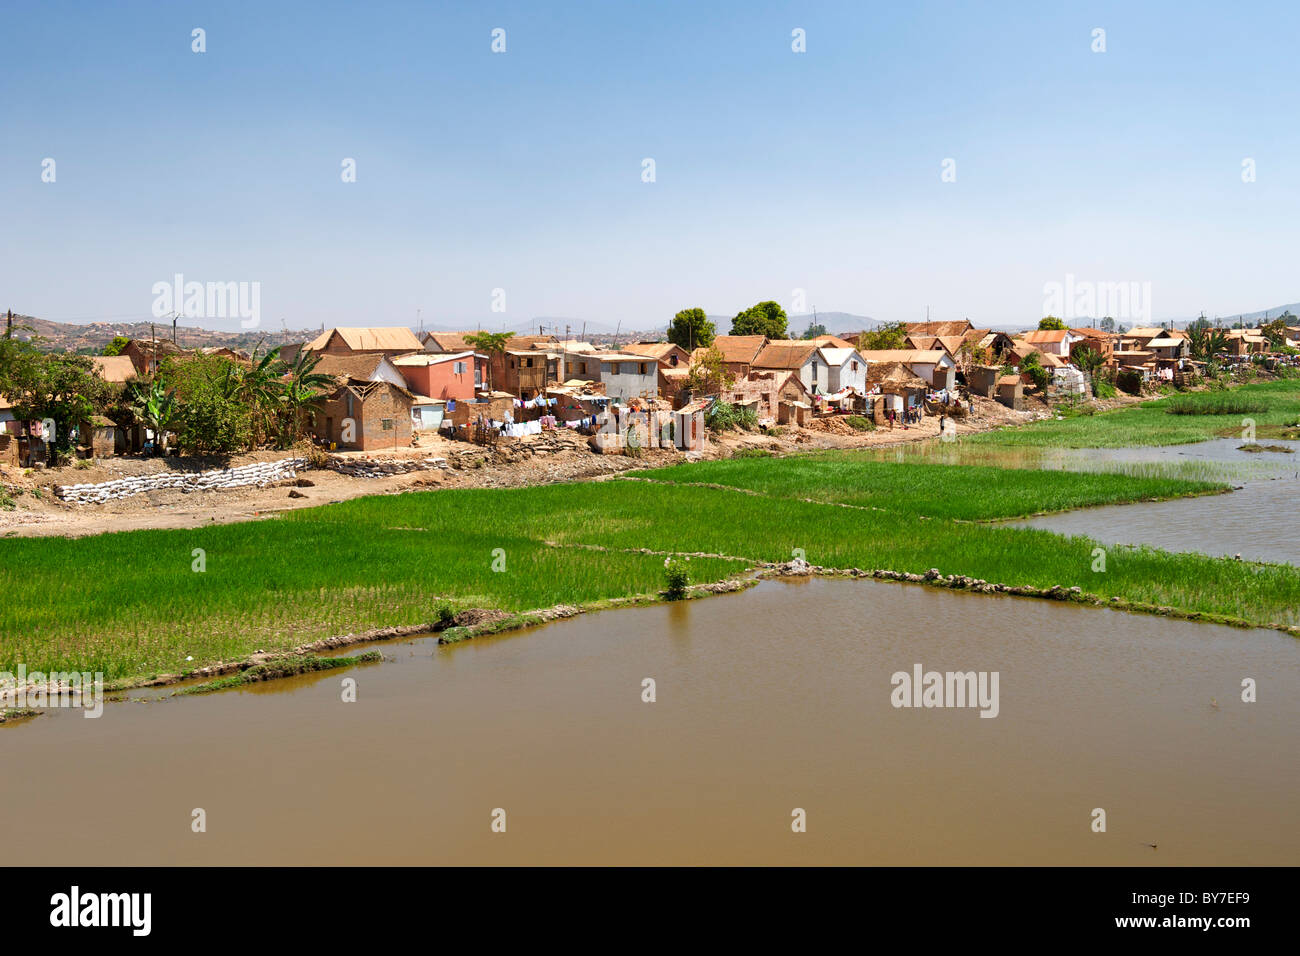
[1224,329,1269,356]
[624,341,691,370]
[92,355,138,387]
[995,374,1024,410]
[596,353,659,402]
[420,331,473,353]
[752,341,825,393]
[1068,328,1115,363]
[501,348,560,397]
[1019,328,1083,358]
[303,326,424,357]
[727,369,814,423]
[391,351,489,401]
[1118,326,1173,352]
[1145,334,1190,362]
[807,334,858,350]
[817,347,869,394]
[122,337,185,376]
[311,353,410,388]
[866,362,929,423]
[313,379,414,451]
[903,319,975,339]
[695,335,769,378]
[857,349,957,391]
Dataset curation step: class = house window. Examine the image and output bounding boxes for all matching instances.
[640,363,648,374]
[851,361,858,371]
[525,358,533,368]
[670,355,678,366]
[453,361,466,374]
[381,419,393,431]
[579,362,586,374]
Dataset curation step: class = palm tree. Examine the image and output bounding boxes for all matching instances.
[1188,327,1228,360]
[463,331,515,393]
[278,351,334,445]
[235,345,285,447]
[129,378,178,455]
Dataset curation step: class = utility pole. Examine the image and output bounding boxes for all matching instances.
[5,308,11,339]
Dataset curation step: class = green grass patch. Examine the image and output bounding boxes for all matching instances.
[630,450,1226,521]
[968,380,1300,447]
[2,435,1295,685]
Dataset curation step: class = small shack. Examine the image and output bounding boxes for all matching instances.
[867,363,928,424]
[995,374,1023,410]
[79,415,118,458]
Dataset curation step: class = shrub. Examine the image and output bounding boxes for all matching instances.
[706,401,757,432]
[663,557,689,600]
[1092,379,1117,399]
[846,415,874,431]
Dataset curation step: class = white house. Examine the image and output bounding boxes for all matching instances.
[817,347,869,394]
[857,349,957,392]
[1020,329,1083,358]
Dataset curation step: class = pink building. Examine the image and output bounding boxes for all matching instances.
[392,351,489,401]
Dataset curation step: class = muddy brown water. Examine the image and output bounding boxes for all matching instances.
[1014,439,1300,565]
[3,577,1296,865]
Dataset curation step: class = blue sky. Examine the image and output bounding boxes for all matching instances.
[2,0,1298,333]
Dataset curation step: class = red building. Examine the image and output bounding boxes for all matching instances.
[392,351,489,401]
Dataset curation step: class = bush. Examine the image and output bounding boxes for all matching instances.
[1092,379,1117,399]
[846,415,874,431]
[663,557,689,600]
[706,401,758,432]
[1116,368,1144,395]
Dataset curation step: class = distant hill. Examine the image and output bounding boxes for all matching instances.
[4,314,315,354]
[1167,302,1300,326]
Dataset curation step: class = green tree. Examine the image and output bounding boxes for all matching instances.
[731,300,788,338]
[801,322,828,340]
[103,336,131,356]
[684,344,734,394]
[666,308,715,351]
[1188,327,1228,360]
[0,339,111,463]
[463,331,516,391]
[1072,345,1104,390]
[278,350,334,446]
[1019,351,1050,391]
[1038,316,1067,331]
[1098,316,1116,333]
[128,378,180,456]
[855,321,907,351]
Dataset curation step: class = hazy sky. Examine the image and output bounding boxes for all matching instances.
[3,0,1298,333]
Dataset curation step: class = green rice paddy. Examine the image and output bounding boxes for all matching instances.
[3,379,1298,685]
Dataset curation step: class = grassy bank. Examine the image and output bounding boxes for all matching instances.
[3,447,1296,684]
[968,379,1300,447]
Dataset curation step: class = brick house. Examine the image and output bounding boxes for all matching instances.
[314,379,413,451]
[304,326,424,357]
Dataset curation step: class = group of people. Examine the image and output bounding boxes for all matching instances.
[883,403,923,430]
